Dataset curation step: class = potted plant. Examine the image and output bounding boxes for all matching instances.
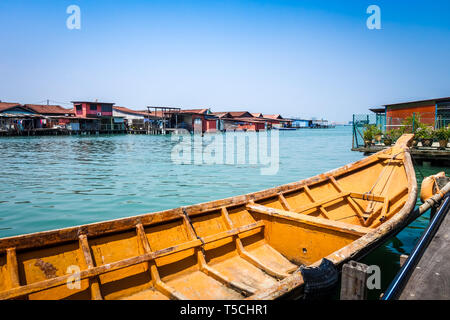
[374,126,383,143]
[433,128,449,149]
[363,125,375,147]
[383,133,392,146]
[401,114,426,146]
[384,128,401,146]
[415,127,434,147]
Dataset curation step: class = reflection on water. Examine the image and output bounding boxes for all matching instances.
[0,127,446,300]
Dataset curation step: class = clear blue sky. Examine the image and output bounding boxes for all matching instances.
[1,0,449,122]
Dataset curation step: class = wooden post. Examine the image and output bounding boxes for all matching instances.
[399,254,409,267]
[340,261,369,300]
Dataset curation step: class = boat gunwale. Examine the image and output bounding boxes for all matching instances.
[248,139,418,300]
[0,144,394,254]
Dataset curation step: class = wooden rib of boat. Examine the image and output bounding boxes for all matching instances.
[0,134,420,300]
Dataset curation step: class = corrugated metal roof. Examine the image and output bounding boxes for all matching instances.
[225,117,267,123]
[0,102,22,112]
[113,106,148,116]
[0,113,45,118]
[383,97,450,107]
[214,111,253,118]
[178,109,209,114]
[264,114,283,119]
[71,101,115,105]
[24,104,73,115]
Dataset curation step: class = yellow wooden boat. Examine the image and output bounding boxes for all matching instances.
[0,134,423,300]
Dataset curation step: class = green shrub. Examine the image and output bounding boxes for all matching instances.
[363,124,374,140]
[386,128,403,141]
[401,113,427,134]
[363,124,382,141]
[433,128,449,141]
[415,127,433,140]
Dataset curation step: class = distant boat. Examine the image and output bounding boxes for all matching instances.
[0,134,442,300]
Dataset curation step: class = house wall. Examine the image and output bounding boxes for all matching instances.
[237,122,265,131]
[1,107,35,115]
[386,103,436,126]
[176,114,193,131]
[192,114,206,132]
[223,120,237,131]
[292,120,309,128]
[74,103,113,118]
[205,119,217,132]
[112,110,145,121]
[58,119,71,126]
[254,122,266,131]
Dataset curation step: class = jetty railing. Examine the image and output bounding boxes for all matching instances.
[352,114,383,148]
[352,112,450,148]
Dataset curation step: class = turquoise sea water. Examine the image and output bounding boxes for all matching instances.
[0,126,446,299]
[0,126,364,237]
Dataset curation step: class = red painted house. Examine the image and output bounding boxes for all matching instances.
[262,114,292,128]
[174,109,218,133]
[23,104,74,127]
[72,101,114,118]
[71,101,125,132]
[383,97,450,129]
[212,111,267,131]
[233,118,266,131]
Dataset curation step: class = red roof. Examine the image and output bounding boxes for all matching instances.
[211,112,233,118]
[145,108,211,116]
[264,114,283,120]
[227,117,267,124]
[0,102,22,112]
[71,101,115,105]
[24,104,73,115]
[113,106,148,116]
[383,97,450,107]
[214,111,253,118]
[178,109,209,114]
[147,110,171,118]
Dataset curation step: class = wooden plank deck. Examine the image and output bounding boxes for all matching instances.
[352,146,450,166]
[399,206,450,300]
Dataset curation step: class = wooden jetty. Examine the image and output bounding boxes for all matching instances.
[341,176,450,300]
[399,202,450,300]
[352,146,450,166]
[381,176,450,300]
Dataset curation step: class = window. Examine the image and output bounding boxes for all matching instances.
[90,104,97,111]
[101,104,112,112]
[75,105,82,114]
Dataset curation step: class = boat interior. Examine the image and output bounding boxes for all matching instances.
[0,145,411,300]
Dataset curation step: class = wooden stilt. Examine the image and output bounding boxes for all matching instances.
[340,260,369,300]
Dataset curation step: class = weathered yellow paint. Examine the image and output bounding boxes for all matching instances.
[0,134,444,300]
